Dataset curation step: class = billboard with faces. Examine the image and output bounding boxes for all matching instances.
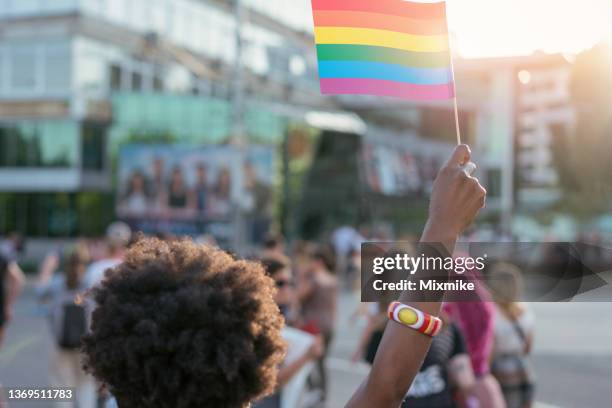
[117,144,274,242]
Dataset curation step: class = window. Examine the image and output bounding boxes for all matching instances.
[39,121,78,167]
[153,75,163,91]
[0,126,20,166]
[44,42,71,92]
[0,121,78,167]
[75,51,105,93]
[10,43,38,91]
[131,71,142,91]
[110,64,122,90]
[82,122,106,170]
[0,192,114,237]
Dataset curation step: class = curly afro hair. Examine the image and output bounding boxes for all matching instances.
[82,237,286,408]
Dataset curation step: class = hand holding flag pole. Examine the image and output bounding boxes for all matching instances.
[311,0,461,144]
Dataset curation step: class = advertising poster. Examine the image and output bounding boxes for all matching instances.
[117,144,275,243]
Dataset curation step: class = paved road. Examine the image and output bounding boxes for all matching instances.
[2,286,612,407]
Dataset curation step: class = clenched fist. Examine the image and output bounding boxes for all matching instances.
[425,145,486,244]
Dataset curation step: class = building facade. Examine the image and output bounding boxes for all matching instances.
[0,0,331,237]
[0,0,575,239]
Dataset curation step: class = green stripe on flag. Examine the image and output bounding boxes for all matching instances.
[316,44,450,68]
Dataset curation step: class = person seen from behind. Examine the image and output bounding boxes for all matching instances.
[83,222,131,289]
[402,307,476,408]
[0,249,25,346]
[489,263,536,408]
[254,257,324,408]
[297,245,338,402]
[444,273,506,407]
[262,234,286,261]
[351,300,390,365]
[82,238,286,408]
[37,243,96,408]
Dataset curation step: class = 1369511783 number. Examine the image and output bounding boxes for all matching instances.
[5,387,74,401]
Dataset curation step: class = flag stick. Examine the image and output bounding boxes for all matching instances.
[449,53,461,145]
[453,96,461,145]
[448,27,461,145]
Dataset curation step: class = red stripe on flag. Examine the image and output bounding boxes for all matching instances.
[311,0,447,20]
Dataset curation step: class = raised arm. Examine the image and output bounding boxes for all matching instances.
[346,145,486,408]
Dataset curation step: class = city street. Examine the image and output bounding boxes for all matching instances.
[1,0,612,407]
[1,284,612,407]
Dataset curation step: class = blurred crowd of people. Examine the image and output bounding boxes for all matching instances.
[0,225,339,408]
[337,224,537,408]
[0,222,541,408]
[5,212,612,408]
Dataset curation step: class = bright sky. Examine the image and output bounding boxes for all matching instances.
[444,0,612,58]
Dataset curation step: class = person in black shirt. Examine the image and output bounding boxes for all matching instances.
[403,321,476,408]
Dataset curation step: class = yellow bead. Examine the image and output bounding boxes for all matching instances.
[398,308,418,325]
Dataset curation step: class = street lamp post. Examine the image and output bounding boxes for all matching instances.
[231,0,247,254]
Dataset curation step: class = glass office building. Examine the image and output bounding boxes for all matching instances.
[0,0,326,236]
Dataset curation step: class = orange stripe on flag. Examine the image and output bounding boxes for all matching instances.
[313,10,448,35]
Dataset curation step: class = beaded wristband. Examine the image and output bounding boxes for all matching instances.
[388,301,443,337]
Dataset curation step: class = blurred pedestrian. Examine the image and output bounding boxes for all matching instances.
[351,300,389,365]
[0,231,25,263]
[37,243,96,408]
[489,263,536,408]
[255,257,324,408]
[401,311,476,408]
[262,233,286,260]
[0,249,25,346]
[297,246,338,402]
[444,273,506,408]
[331,225,364,284]
[83,222,131,289]
[345,247,361,291]
[291,240,312,279]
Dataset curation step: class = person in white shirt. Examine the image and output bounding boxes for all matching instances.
[489,262,536,408]
[84,222,131,289]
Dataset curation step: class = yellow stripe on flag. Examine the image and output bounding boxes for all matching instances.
[314,27,449,53]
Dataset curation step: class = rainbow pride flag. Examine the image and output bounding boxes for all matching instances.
[311,0,454,100]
